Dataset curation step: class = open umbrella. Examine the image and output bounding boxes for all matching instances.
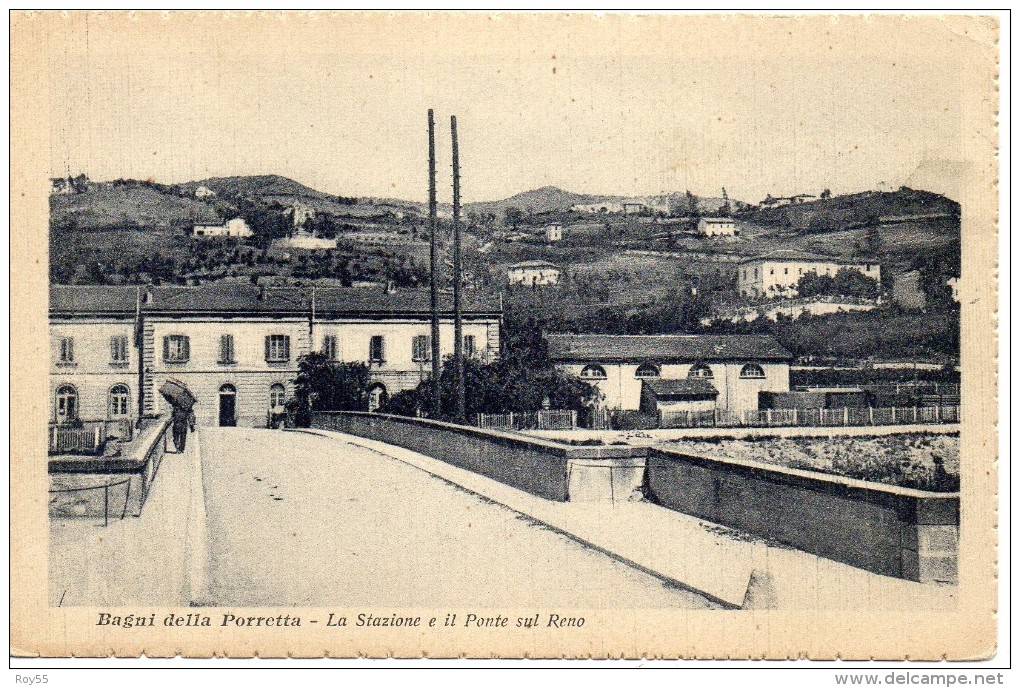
[159,378,198,411]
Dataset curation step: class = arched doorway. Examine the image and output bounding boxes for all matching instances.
[368,383,388,413]
[218,384,237,427]
[55,384,78,425]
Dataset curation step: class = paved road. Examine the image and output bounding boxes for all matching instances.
[199,428,714,608]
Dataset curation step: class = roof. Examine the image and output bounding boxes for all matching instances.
[508,261,562,270]
[547,334,793,362]
[699,217,736,223]
[739,250,878,266]
[50,284,501,317]
[643,378,719,398]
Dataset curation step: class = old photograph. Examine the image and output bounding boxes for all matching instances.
[10,11,1000,661]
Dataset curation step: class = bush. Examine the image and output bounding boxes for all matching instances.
[612,411,659,431]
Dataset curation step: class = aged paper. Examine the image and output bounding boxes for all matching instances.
[11,11,999,659]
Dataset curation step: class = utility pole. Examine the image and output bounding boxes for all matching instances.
[428,109,442,418]
[451,115,465,422]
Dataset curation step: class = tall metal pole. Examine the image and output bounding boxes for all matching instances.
[451,115,465,422]
[428,110,442,418]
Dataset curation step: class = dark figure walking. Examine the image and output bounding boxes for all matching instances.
[171,405,196,453]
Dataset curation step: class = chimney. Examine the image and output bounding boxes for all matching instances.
[143,285,154,305]
[385,280,397,294]
[258,285,267,301]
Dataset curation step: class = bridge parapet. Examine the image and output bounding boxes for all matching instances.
[309,411,646,503]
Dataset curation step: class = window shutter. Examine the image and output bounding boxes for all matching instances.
[163,336,169,361]
[68,338,74,361]
[378,336,385,362]
[183,336,190,361]
[284,336,291,360]
[265,336,271,361]
[111,337,117,361]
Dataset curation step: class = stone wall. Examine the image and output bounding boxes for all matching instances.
[646,447,958,583]
[309,412,645,502]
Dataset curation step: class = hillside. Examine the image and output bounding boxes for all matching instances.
[464,186,746,218]
[464,186,621,216]
[741,188,959,233]
[50,183,219,231]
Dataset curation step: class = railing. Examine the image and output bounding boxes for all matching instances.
[475,409,577,431]
[741,405,960,428]
[48,419,135,455]
[48,478,133,527]
[653,405,960,429]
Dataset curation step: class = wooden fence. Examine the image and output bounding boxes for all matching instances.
[48,419,135,455]
[474,410,577,431]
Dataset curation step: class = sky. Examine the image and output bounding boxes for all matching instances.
[46,13,992,204]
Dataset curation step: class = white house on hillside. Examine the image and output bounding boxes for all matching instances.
[194,186,216,199]
[737,251,881,299]
[507,261,562,286]
[193,218,253,239]
[544,223,562,242]
[697,217,740,237]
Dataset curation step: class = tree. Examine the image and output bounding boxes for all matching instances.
[832,268,879,299]
[795,272,835,297]
[504,206,525,228]
[288,353,372,426]
[820,189,832,200]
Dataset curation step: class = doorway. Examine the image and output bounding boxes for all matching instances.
[219,384,237,427]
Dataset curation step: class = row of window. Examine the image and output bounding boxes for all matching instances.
[53,382,291,423]
[57,333,481,366]
[57,336,131,365]
[741,265,875,281]
[54,384,131,423]
[578,363,767,381]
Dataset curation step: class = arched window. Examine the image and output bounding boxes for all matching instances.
[635,363,660,378]
[269,384,286,410]
[579,364,608,380]
[688,363,714,379]
[740,363,766,379]
[55,385,78,424]
[109,384,131,417]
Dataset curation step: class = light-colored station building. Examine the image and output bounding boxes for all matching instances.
[49,284,501,429]
[737,251,881,299]
[697,217,740,237]
[192,217,253,239]
[547,333,791,418]
[507,261,563,287]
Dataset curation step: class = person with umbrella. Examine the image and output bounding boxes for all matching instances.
[171,405,197,452]
[160,379,198,453]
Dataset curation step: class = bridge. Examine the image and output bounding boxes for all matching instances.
[50,427,714,609]
[51,419,956,610]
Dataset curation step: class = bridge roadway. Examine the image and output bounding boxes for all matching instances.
[198,427,714,608]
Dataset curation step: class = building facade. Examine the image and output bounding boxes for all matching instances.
[50,284,501,429]
[548,333,791,417]
[192,218,253,239]
[544,224,562,242]
[737,252,881,299]
[697,217,740,237]
[507,261,562,286]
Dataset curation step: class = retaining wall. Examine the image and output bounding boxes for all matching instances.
[646,447,959,583]
[309,412,645,502]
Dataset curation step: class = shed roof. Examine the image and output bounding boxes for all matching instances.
[643,378,719,398]
[547,334,792,362]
